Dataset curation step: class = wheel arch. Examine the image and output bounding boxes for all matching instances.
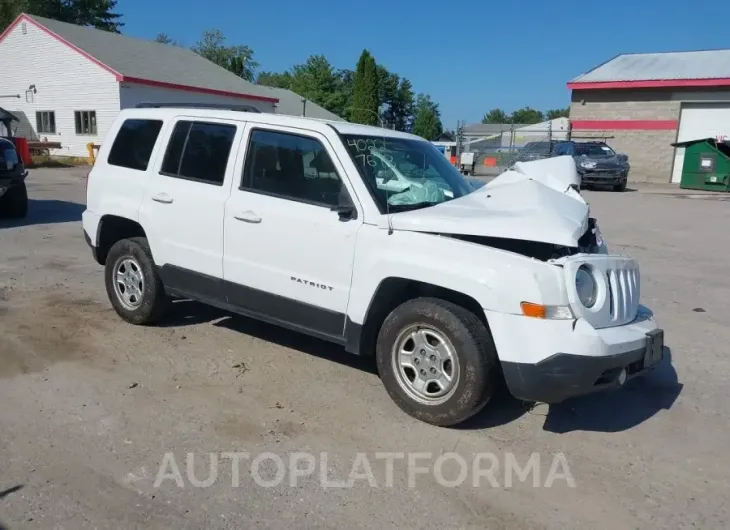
[95,214,148,265]
[346,277,489,357]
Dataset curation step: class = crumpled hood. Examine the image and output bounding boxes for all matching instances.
[387,156,590,247]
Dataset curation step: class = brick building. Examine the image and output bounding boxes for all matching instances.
[568,50,730,184]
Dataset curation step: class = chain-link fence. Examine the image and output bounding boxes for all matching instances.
[443,120,619,177]
[463,120,567,176]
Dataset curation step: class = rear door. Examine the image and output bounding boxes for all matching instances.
[139,117,242,281]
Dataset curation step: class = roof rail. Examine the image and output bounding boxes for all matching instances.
[135,102,262,113]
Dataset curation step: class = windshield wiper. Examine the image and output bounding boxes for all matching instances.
[387,201,442,212]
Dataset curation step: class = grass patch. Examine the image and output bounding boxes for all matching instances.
[28,154,91,169]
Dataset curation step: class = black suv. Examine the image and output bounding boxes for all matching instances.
[553,141,630,192]
[0,137,28,218]
[514,140,630,191]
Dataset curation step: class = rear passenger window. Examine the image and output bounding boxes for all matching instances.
[160,121,236,185]
[241,129,343,207]
[108,119,163,171]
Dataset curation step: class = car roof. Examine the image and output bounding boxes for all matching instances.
[116,106,426,142]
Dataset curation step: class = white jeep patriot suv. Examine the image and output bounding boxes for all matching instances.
[83,103,664,427]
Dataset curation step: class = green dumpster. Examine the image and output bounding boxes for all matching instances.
[672,138,730,192]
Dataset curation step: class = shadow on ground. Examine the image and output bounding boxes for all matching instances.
[27,160,77,169]
[541,346,681,433]
[160,299,378,375]
[0,484,23,530]
[0,199,84,228]
[0,485,23,500]
[584,186,638,193]
[159,301,681,432]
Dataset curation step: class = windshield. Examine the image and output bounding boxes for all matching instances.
[342,134,473,212]
[575,144,615,157]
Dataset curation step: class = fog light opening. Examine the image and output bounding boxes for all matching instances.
[617,368,628,386]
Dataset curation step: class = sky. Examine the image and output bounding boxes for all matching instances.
[120,0,730,128]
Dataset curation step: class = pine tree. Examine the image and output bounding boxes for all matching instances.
[350,49,379,126]
[1,0,123,33]
[411,94,443,140]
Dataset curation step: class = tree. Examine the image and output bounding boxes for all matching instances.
[546,107,570,119]
[509,106,544,124]
[191,29,258,81]
[481,108,508,124]
[256,71,293,89]
[0,0,24,31]
[288,55,348,117]
[66,0,122,32]
[155,32,176,45]
[411,93,443,141]
[338,69,355,120]
[376,65,414,131]
[349,49,379,126]
[391,78,415,131]
[1,0,123,33]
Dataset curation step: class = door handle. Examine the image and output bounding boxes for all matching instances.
[151,193,174,204]
[234,211,262,223]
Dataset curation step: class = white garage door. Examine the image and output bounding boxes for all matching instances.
[672,103,730,182]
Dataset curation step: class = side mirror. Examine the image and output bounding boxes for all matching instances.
[330,196,357,221]
[617,153,628,162]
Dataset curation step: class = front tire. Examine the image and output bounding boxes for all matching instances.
[613,179,628,192]
[104,237,170,325]
[0,183,28,219]
[376,298,498,427]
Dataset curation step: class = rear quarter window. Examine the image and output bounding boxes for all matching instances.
[108,119,164,171]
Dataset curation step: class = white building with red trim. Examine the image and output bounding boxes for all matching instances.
[569,49,730,184]
[0,13,342,157]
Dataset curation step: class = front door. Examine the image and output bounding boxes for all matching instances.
[223,125,361,340]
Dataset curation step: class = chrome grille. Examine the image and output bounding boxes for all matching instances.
[606,267,640,325]
[560,254,641,329]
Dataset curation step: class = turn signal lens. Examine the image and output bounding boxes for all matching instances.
[521,302,546,318]
[521,302,574,320]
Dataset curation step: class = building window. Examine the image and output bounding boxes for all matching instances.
[36,111,56,134]
[107,119,164,171]
[160,120,237,185]
[74,110,97,135]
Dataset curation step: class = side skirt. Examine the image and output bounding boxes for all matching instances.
[158,265,358,349]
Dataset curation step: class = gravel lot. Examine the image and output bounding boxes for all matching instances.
[1,168,729,529]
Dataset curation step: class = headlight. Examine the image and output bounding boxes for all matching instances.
[575,265,597,308]
[580,160,597,169]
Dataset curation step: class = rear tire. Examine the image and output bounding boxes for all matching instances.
[0,183,28,219]
[105,237,170,325]
[376,297,498,427]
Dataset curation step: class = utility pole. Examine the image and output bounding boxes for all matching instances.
[548,118,553,154]
[456,120,465,156]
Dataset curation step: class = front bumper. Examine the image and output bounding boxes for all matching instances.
[579,170,627,185]
[485,307,663,403]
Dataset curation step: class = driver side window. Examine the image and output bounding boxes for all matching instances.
[241,129,344,207]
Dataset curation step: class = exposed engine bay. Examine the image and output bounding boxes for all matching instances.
[447,217,604,261]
